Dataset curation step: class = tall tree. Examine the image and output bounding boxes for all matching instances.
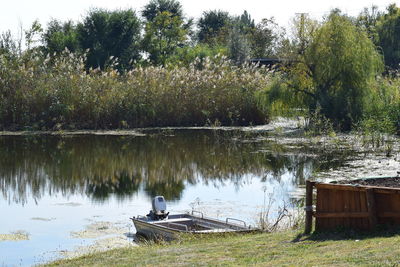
[250,18,280,58]
[228,24,251,65]
[291,13,319,56]
[375,4,400,69]
[356,5,380,43]
[25,20,43,50]
[141,0,190,66]
[142,11,187,65]
[286,12,383,129]
[235,10,255,35]
[197,10,231,44]
[77,8,142,70]
[0,31,19,58]
[42,19,79,55]
[142,0,183,21]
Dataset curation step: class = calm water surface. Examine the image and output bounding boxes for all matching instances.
[0,130,346,266]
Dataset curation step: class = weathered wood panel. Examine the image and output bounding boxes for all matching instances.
[306,179,400,232]
[315,184,370,230]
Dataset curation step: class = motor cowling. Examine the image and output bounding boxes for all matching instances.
[147,196,169,220]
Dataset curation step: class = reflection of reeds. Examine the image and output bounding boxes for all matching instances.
[0,52,271,130]
[0,133,314,204]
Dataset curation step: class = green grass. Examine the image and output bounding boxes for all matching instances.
[44,229,400,266]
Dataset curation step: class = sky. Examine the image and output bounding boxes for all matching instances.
[0,0,399,35]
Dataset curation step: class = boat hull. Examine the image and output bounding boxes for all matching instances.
[131,213,257,240]
[134,219,178,240]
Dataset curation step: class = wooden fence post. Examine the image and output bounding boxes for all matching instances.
[304,180,314,234]
[366,188,377,229]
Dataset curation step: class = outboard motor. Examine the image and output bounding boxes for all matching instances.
[147,196,169,220]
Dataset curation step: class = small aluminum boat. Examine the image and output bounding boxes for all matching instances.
[131,196,256,240]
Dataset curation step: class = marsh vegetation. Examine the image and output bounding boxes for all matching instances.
[1,1,400,134]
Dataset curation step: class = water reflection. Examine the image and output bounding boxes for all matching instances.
[0,130,344,204]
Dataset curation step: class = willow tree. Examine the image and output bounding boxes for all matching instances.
[288,12,383,129]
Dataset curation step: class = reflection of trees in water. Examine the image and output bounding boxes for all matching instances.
[0,131,346,204]
[86,171,142,202]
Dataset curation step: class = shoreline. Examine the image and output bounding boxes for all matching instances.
[0,118,304,136]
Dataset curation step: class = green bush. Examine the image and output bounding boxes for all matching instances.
[361,74,400,134]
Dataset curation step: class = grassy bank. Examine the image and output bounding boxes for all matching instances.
[44,230,400,266]
[0,53,271,130]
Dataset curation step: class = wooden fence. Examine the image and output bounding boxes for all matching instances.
[304,179,400,233]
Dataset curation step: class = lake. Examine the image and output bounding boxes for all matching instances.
[0,129,348,266]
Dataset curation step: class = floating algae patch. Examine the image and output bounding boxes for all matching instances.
[62,221,134,259]
[31,217,56,221]
[314,156,400,182]
[70,221,125,239]
[0,230,29,241]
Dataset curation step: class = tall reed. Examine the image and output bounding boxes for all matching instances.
[0,51,272,130]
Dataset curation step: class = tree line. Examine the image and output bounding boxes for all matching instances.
[1,0,285,70]
[2,1,397,72]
